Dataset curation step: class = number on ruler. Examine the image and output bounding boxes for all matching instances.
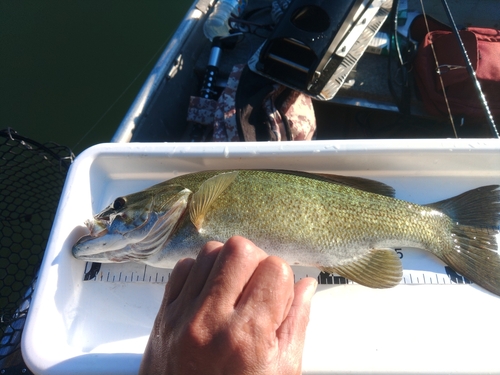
[395,248,403,259]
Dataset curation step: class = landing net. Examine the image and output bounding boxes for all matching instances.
[0,129,73,374]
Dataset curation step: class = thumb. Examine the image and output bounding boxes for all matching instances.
[276,277,317,372]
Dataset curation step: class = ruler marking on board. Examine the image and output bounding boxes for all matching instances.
[83,265,475,286]
[82,248,481,285]
[82,260,173,284]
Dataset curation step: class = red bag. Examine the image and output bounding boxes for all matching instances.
[412,17,500,118]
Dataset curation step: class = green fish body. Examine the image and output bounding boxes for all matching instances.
[73,170,500,295]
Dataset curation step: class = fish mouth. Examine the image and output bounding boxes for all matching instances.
[76,228,108,245]
[85,218,109,237]
[74,233,104,246]
[72,219,111,257]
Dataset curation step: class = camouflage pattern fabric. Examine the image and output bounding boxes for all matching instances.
[212,64,245,142]
[186,96,217,126]
[186,64,316,142]
[262,85,316,141]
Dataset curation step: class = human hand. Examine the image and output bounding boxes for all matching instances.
[139,236,317,375]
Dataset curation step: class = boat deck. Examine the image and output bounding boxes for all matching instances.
[122,0,500,143]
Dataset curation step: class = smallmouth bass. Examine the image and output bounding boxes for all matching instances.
[73,170,500,295]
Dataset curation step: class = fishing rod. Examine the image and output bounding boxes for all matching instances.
[440,0,499,138]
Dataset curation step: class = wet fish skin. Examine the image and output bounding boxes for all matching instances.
[72,170,500,295]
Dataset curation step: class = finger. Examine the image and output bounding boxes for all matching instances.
[235,255,295,332]
[163,257,196,304]
[181,240,223,297]
[200,236,268,311]
[276,277,317,351]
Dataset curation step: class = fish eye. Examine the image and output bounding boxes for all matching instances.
[113,197,127,210]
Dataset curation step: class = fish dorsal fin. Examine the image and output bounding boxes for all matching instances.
[265,170,395,197]
[324,249,402,289]
[189,171,239,230]
[315,173,395,197]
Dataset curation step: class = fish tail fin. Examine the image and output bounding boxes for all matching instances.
[427,185,500,295]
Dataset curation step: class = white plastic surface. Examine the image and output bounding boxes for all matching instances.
[22,140,500,374]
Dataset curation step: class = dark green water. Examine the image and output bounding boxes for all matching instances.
[1,0,192,155]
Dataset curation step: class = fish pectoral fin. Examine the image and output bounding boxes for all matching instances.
[189,171,239,230]
[324,249,402,289]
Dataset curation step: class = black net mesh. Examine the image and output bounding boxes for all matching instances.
[0,128,73,374]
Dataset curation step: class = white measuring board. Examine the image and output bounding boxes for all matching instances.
[24,141,500,375]
[82,247,479,286]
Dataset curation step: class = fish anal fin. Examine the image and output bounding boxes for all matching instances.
[189,171,239,230]
[323,249,402,289]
